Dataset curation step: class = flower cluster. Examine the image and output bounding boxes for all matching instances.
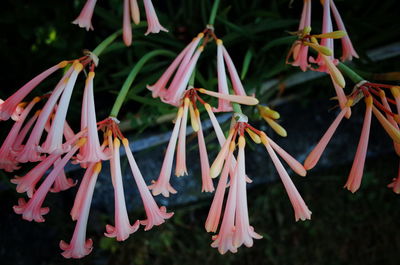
[0,53,172,258]
[305,82,400,193]
[73,0,167,46]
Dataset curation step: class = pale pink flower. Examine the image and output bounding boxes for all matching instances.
[304,104,351,170]
[214,39,233,112]
[72,0,97,31]
[123,138,173,230]
[143,0,168,35]
[388,162,400,194]
[162,47,204,106]
[12,110,40,152]
[344,96,373,193]
[211,159,238,254]
[0,61,66,121]
[175,98,190,176]
[104,138,139,241]
[330,0,359,61]
[149,107,183,197]
[76,71,109,163]
[196,111,214,192]
[262,135,312,221]
[13,138,86,222]
[123,0,133,46]
[205,140,234,233]
[11,153,60,198]
[60,162,101,258]
[16,65,75,163]
[309,0,338,73]
[222,46,247,96]
[147,35,202,98]
[0,97,40,172]
[41,63,84,154]
[290,0,311,71]
[232,136,262,248]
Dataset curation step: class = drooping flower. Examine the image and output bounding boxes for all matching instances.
[72,0,97,31]
[60,162,101,258]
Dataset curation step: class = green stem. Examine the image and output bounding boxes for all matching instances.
[337,63,365,84]
[92,29,122,57]
[208,0,221,25]
[232,103,243,114]
[109,49,176,118]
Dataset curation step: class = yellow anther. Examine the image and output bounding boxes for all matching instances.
[198,46,204,52]
[94,162,102,173]
[58,61,69,68]
[305,42,332,56]
[302,26,311,35]
[258,105,280,119]
[32,96,41,103]
[216,39,223,45]
[263,117,287,137]
[17,102,27,108]
[245,128,261,144]
[35,110,42,116]
[76,137,87,147]
[238,136,246,148]
[189,102,199,132]
[197,32,204,38]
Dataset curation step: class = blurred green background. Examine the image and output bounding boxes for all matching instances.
[1,0,400,264]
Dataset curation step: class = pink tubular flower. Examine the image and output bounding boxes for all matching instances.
[76,71,109,163]
[195,109,214,192]
[0,61,67,121]
[344,96,373,193]
[309,0,337,73]
[261,133,312,221]
[147,35,202,98]
[13,138,86,222]
[122,138,173,230]
[105,138,139,241]
[175,98,190,177]
[330,0,359,61]
[232,136,262,248]
[40,63,84,154]
[214,39,233,112]
[72,0,97,31]
[149,107,183,197]
[0,97,40,172]
[60,162,101,259]
[304,101,352,170]
[123,0,133,46]
[290,0,311,71]
[143,0,168,35]
[211,156,238,255]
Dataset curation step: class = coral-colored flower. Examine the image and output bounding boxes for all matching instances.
[104,138,139,241]
[72,0,97,31]
[60,162,101,258]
